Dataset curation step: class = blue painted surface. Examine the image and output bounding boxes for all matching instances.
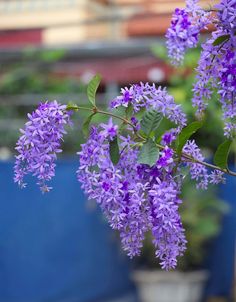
[0,160,134,302]
[205,166,236,299]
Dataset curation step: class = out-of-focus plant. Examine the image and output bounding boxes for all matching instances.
[0,48,83,94]
[0,48,107,153]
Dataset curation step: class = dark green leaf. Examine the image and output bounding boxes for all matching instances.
[213,139,232,169]
[176,121,203,156]
[138,139,160,166]
[109,136,120,165]
[82,113,96,137]
[140,110,162,137]
[87,74,101,106]
[213,34,230,46]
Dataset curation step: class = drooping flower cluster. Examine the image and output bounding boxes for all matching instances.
[167,0,236,137]
[192,28,236,137]
[166,0,210,65]
[77,121,186,270]
[14,101,71,192]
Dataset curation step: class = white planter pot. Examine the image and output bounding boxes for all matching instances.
[132,270,208,302]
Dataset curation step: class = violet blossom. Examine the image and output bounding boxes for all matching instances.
[77,120,187,270]
[166,1,210,65]
[166,0,236,137]
[14,101,71,192]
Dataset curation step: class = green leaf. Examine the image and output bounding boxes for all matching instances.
[213,34,230,46]
[176,121,203,156]
[87,74,101,106]
[109,136,120,165]
[82,113,96,137]
[213,139,232,169]
[140,110,162,137]
[138,139,160,166]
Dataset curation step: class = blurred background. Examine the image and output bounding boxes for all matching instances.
[0,1,235,302]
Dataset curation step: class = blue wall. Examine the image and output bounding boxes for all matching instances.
[0,159,235,301]
[0,160,134,302]
[205,168,236,299]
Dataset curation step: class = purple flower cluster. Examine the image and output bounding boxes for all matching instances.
[77,121,186,270]
[166,1,210,65]
[14,85,227,270]
[167,0,236,137]
[183,140,210,189]
[14,101,71,192]
[192,28,236,137]
[111,82,187,129]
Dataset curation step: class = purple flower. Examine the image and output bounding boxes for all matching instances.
[110,87,133,108]
[157,147,174,169]
[209,170,226,184]
[162,130,177,145]
[14,101,71,192]
[100,118,118,139]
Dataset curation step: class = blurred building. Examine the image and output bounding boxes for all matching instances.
[0,0,216,47]
[0,0,218,85]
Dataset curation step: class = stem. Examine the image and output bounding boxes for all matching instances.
[68,105,236,177]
